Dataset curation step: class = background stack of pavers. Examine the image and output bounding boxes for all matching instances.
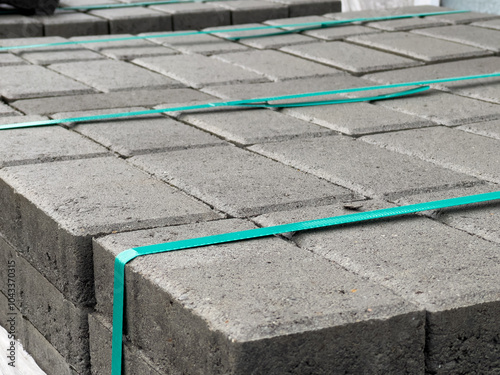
[1,2,500,374]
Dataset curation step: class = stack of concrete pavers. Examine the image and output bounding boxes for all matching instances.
[1,3,500,374]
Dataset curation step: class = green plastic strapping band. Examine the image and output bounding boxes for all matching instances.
[0,10,468,52]
[112,190,500,374]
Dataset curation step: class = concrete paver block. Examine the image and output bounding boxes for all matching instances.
[248,135,479,199]
[89,7,172,34]
[472,18,500,31]
[458,119,500,141]
[35,12,109,37]
[0,156,220,304]
[427,10,500,25]
[0,102,18,116]
[349,31,491,63]
[49,59,184,93]
[130,144,353,216]
[364,56,500,104]
[0,119,109,167]
[366,17,448,31]
[93,218,424,374]
[413,25,500,52]
[178,107,332,145]
[0,15,43,38]
[11,88,214,115]
[327,5,445,20]
[214,49,343,81]
[282,101,434,135]
[0,64,94,100]
[281,41,421,74]
[361,126,500,184]
[214,0,288,25]
[51,107,226,157]
[0,52,28,66]
[133,54,269,89]
[302,24,380,41]
[268,0,341,17]
[150,3,230,30]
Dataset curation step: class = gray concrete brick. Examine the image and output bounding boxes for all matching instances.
[248,135,479,199]
[51,107,225,157]
[0,64,94,100]
[130,144,353,216]
[413,25,500,52]
[0,36,105,65]
[267,0,341,17]
[361,126,500,184]
[281,41,421,74]
[93,218,424,374]
[49,60,184,93]
[133,54,268,89]
[35,12,109,38]
[0,102,18,116]
[348,31,491,63]
[366,17,448,31]
[214,49,343,81]
[263,14,331,29]
[214,0,288,25]
[302,24,380,41]
[178,107,332,145]
[364,56,500,104]
[150,3,230,30]
[458,119,500,141]
[374,90,500,126]
[0,237,90,373]
[253,201,500,374]
[10,87,214,115]
[0,156,220,305]
[0,15,43,39]
[326,5,445,20]
[89,7,172,34]
[0,119,109,167]
[426,10,500,25]
[142,31,247,55]
[282,101,434,135]
[0,52,28,66]
[472,18,500,31]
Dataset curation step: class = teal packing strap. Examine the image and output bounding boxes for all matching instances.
[58,0,236,11]
[1,72,500,131]
[0,10,468,52]
[111,190,500,374]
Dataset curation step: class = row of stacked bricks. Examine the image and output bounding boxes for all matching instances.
[1,1,500,374]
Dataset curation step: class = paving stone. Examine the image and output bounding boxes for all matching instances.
[93,218,424,374]
[89,7,172,34]
[133,54,268,89]
[426,10,500,25]
[302,24,381,41]
[70,34,177,60]
[0,101,18,116]
[248,135,478,199]
[51,107,225,157]
[348,31,491,63]
[253,201,500,375]
[142,31,247,55]
[10,88,214,115]
[364,56,500,104]
[49,59,184,93]
[264,14,331,29]
[214,49,343,81]
[35,12,109,37]
[413,25,500,52]
[130,144,353,216]
[208,22,316,49]
[267,0,341,17]
[472,18,500,31]
[0,36,105,65]
[0,119,109,167]
[149,3,230,30]
[0,52,28,66]
[458,118,500,141]
[366,17,448,31]
[214,0,288,25]
[281,41,421,74]
[374,90,500,126]
[0,237,90,373]
[282,101,434,135]
[326,5,445,20]
[0,64,94,100]
[361,126,500,184]
[178,107,332,145]
[0,15,43,38]
[0,156,220,305]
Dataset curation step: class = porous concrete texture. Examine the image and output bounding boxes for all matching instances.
[1,4,500,375]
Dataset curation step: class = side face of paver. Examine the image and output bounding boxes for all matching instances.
[89,7,172,34]
[93,219,424,374]
[150,3,231,30]
[130,144,354,216]
[248,135,478,199]
[35,12,109,37]
[361,126,500,184]
[49,59,184,92]
[281,41,422,73]
[349,31,492,62]
[0,15,43,38]
[268,0,341,17]
[214,0,288,24]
